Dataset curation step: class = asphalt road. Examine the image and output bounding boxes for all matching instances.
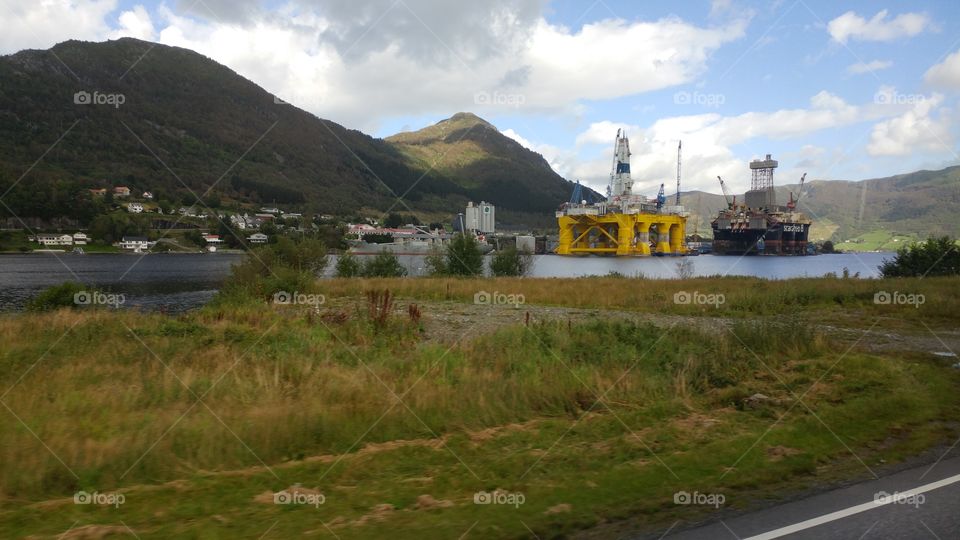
[659,454,960,539]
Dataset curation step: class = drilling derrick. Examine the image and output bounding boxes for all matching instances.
[556,130,688,256]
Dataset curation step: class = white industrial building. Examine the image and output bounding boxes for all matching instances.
[464,201,495,233]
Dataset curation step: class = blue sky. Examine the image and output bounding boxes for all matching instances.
[2,0,959,195]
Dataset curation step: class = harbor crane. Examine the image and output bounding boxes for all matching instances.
[717,175,734,209]
[656,183,666,210]
[786,173,807,210]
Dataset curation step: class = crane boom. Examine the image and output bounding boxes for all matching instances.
[787,173,807,210]
[717,175,733,208]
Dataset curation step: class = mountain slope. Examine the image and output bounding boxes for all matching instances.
[387,112,597,214]
[0,38,580,224]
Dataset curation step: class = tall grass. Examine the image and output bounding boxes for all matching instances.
[0,303,833,499]
[316,275,960,321]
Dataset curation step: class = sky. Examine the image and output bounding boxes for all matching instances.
[2,0,959,197]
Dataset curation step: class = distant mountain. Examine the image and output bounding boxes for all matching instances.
[678,166,960,241]
[0,38,586,227]
[387,113,598,216]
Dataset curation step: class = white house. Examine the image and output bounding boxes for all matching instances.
[142,191,154,200]
[202,234,223,244]
[248,233,268,244]
[36,234,73,246]
[127,202,144,213]
[119,236,149,252]
[72,232,88,245]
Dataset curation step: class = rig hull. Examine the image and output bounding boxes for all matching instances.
[711,215,811,256]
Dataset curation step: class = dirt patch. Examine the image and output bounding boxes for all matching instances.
[766,446,802,461]
[545,503,572,514]
[44,524,133,539]
[414,494,454,509]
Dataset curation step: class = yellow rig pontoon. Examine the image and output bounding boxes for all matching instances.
[556,130,689,256]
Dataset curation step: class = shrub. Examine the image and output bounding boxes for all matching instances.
[335,251,363,277]
[880,236,960,277]
[26,282,87,311]
[427,234,483,276]
[490,247,533,277]
[363,250,407,277]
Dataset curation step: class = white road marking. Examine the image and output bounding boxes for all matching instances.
[742,472,960,540]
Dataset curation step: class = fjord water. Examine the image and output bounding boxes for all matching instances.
[0,252,891,311]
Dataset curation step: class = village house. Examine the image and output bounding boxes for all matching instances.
[114,186,131,197]
[127,202,144,213]
[247,232,268,244]
[35,233,74,246]
[89,188,107,197]
[142,191,154,200]
[202,233,223,244]
[118,236,149,252]
[72,232,88,245]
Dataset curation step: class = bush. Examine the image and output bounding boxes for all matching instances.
[490,247,533,277]
[335,251,363,277]
[26,282,87,311]
[363,250,407,277]
[217,237,328,302]
[427,234,483,276]
[880,236,960,277]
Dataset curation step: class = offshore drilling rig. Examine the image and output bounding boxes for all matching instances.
[710,154,813,255]
[555,130,688,256]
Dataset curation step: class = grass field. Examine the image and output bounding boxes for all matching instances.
[0,277,958,538]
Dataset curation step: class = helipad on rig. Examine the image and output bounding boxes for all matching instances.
[555,130,688,256]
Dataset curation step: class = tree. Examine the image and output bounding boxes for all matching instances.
[335,251,363,277]
[880,236,960,277]
[821,240,835,254]
[363,250,407,277]
[383,213,404,228]
[490,246,533,277]
[443,234,484,276]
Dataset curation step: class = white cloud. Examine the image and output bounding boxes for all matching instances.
[827,10,930,44]
[867,94,951,156]
[924,49,960,91]
[109,5,157,41]
[0,0,117,52]
[108,3,748,129]
[566,90,914,194]
[847,59,892,75]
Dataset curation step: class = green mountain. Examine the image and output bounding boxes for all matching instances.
[387,113,596,216]
[0,38,585,227]
[678,166,960,242]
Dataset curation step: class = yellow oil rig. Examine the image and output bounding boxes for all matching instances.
[556,130,689,256]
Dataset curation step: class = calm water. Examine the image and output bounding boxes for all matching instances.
[0,252,893,312]
[0,253,244,312]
